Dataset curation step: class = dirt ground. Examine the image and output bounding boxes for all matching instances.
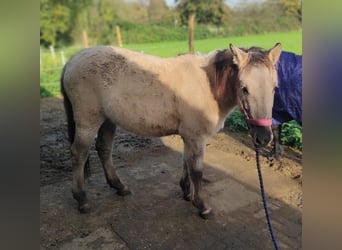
[40,97,302,249]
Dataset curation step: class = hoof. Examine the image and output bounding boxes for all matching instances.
[199,208,213,219]
[78,203,91,213]
[117,186,131,196]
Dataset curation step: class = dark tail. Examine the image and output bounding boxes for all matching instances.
[61,65,91,178]
[61,65,75,145]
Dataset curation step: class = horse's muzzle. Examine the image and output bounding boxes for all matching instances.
[251,125,273,148]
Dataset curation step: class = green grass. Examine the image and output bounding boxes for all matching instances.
[124,30,302,57]
[40,46,85,97]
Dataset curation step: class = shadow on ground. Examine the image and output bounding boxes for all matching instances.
[40,97,302,250]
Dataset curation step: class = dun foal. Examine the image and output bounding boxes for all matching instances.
[61,43,282,218]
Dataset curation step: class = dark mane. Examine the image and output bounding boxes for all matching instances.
[204,49,238,114]
[204,47,272,114]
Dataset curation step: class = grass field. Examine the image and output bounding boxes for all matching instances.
[40,30,302,97]
[125,30,302,57]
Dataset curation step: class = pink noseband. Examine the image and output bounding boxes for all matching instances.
[245,117,272,127]
[240,107,272,127]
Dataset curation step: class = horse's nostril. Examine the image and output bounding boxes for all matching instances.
[255,137,262,146]
[253,127,273,148]
[254,135,270,147]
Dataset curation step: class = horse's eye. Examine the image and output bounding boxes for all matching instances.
[242,86,249,95]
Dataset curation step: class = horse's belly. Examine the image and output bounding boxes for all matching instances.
[102,94,179,137]
[113,112,179,137]
[118,118,178,137]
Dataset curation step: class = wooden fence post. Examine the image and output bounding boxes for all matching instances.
[188,13,195,54]
[49,45,56,65]
[61,51,66,65]
[115,25,123,47]
[82,29,89,48]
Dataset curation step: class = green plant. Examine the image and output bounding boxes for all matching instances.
[224,108,249,132]
[40,68,61,97]
[224,109,302,151]
[40,86,52,98]
[281,120,302,149]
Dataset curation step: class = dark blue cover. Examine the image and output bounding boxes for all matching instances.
[272,51,302,125]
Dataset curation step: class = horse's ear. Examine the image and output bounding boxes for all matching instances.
[268,43,282,64]
[229,43,249,67]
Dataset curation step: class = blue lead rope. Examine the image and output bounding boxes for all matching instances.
[255,148,279,250]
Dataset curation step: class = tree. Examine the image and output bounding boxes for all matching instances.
[40,0,92,47]
[176,0,231,26]
[280,0,301,22]
[84,0,149,45]
[40,0,71,46]
[117,1,149,23]
[229,0,301,36]
[148,0,170,23]
[264,0,301,22]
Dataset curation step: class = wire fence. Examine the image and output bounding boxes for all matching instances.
[40,27,123,92]
[40,46,85,96]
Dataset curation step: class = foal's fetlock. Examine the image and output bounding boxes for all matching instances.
[107,179,131,196]
[179,179,190,201]
[73,190,90,213]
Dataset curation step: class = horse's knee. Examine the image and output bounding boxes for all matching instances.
[71,136,93,165]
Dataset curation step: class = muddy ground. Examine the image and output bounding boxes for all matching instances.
[40,97,302,249]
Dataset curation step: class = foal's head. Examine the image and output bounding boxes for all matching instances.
[230,43,282,148]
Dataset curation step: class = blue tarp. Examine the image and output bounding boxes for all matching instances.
[272,51,302,126]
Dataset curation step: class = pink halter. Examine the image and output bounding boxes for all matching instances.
[240,106,272,127]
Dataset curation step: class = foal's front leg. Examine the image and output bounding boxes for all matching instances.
[179,161,190,201]
[182,136,212,219]
[271,125,282,159]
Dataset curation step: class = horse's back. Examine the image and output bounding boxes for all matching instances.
[62,46,220,137]
[62,46,179,136]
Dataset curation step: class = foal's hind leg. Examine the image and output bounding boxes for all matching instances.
[182,136,212,219]
[95,120,131,196]
[71,126,99,213]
